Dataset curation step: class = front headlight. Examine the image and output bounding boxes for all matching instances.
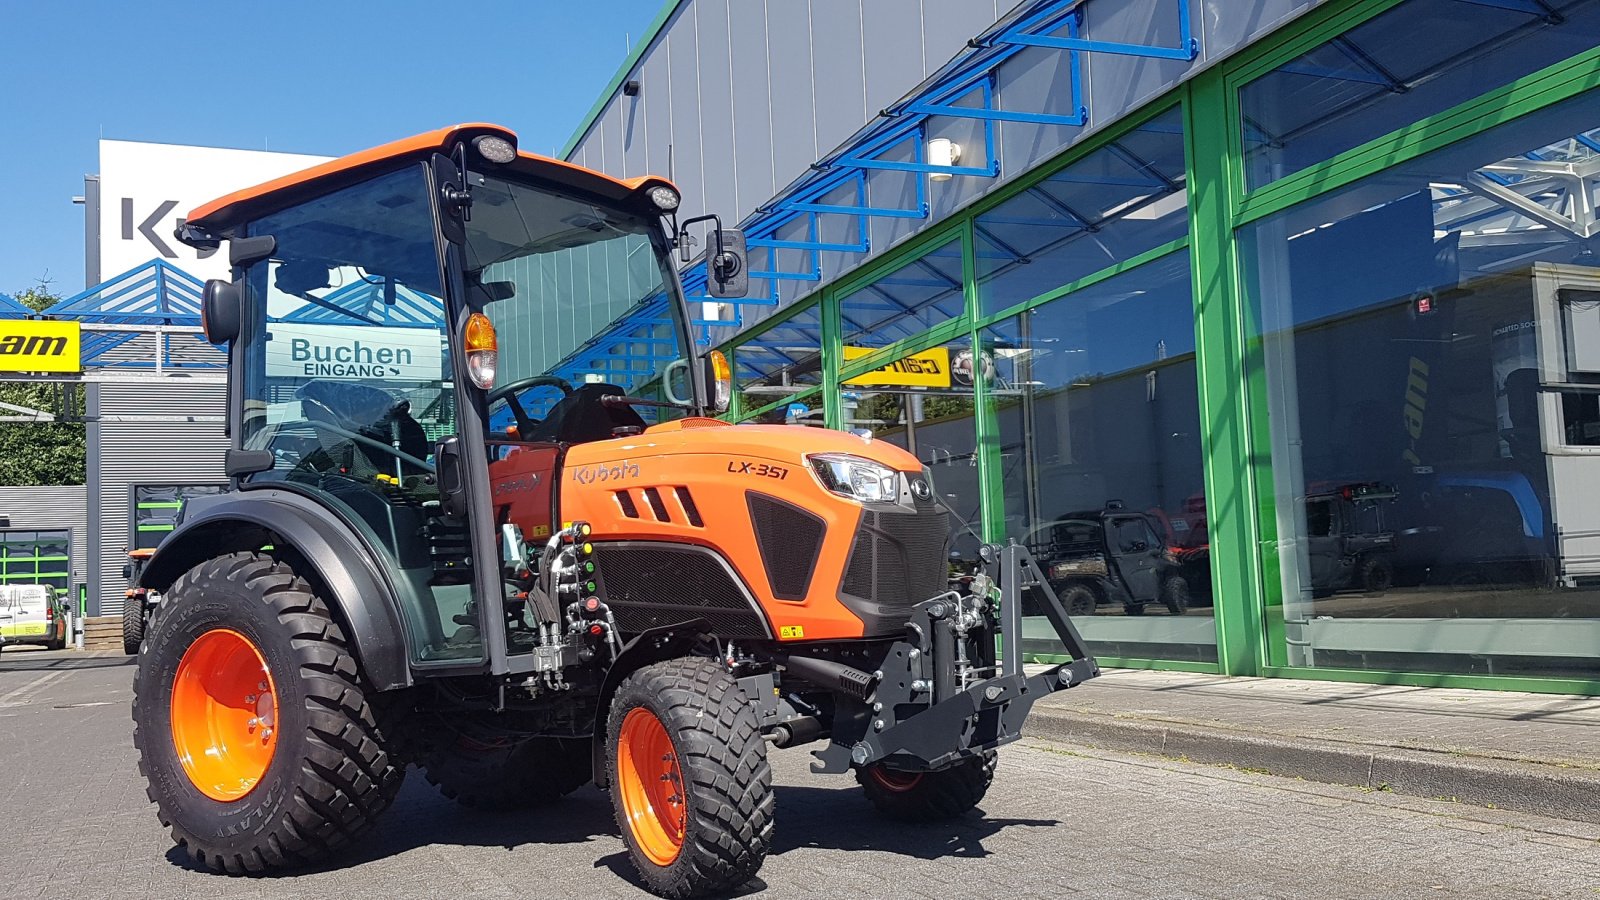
[808,453,900,503]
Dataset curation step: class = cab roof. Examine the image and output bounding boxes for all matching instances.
[184,123,674,235]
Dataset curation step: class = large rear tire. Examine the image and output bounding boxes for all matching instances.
[122,601,145,655]
[857,751,996,821]
[606,657,773,898]
[132,551,404,874]
[422,734,591,810]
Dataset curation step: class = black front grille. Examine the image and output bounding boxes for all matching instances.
[593,542,770,639]
[747,492,825,600]
[839,503,951,636]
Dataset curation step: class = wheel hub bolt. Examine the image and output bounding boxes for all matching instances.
[261,727,273,741]
[245,694,257,704]
[247,717,260,731]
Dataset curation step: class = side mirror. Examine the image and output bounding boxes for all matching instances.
[201,279,241,344]
[707,228,748,299]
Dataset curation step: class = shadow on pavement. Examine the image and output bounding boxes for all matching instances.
[163,775,622,877]
[770,784,1059,859]
[157,769,1059,883]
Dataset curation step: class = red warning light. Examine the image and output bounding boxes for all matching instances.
[1415,294,1433,316]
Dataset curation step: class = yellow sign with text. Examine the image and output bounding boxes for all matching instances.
[0,321,80,373]
[842,345,951,388]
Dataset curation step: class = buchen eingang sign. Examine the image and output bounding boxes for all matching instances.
[266,323,443,382]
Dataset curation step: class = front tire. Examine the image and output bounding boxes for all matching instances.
[132,552,404,874]
[857,752,997,821]
[606,657,773,898]
[122,601,145,655]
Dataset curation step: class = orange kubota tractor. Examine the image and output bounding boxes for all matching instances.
[130,124,1098,897]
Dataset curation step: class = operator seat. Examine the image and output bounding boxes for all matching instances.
[297,381,427,476]
[525,383,646,444]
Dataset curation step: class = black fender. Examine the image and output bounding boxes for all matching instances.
[138,487,413,691]
[589,619,710,788]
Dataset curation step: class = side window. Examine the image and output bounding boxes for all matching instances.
[1306,500,1333,538]
[1113,519,1148,553]
[238,166,481,666]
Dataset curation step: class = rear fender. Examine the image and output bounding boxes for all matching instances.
[589,619,711,788]
[138,488,412,690]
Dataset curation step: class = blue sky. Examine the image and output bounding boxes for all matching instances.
[0,0,664,296]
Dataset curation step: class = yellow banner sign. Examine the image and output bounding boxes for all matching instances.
[0,321,80,373]
[842,345,951,388]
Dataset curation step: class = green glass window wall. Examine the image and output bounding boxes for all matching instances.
[711,0,1600,690]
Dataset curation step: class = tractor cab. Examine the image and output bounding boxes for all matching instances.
[173,125,743,670]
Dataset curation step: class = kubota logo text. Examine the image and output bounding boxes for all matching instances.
[571,461,640,485]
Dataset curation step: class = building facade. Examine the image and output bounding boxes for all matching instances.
[565,0,1600,693]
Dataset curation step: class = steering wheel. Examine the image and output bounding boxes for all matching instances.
[488,375,575,438]
[262,418,435,475]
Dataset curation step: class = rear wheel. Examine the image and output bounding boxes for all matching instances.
[857,752,997,821]
[122,601,145,655]
[422,734,591,810]
[132,552,403,873]
[1359,556,1394,594]
[606,657,772,898]
[1057,584,1097,617]
[1162,575,1191,616]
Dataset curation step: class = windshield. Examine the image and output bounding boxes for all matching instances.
[464,173,692,426]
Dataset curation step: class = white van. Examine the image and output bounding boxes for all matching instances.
[0,585,69,651]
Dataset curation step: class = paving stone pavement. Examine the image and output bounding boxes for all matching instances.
[2,649,1597,899]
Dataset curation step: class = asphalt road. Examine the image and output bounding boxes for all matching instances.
[2,648,1597,900]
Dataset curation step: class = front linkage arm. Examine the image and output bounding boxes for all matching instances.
[812,540,1100,773]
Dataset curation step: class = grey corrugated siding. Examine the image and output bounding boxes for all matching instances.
[566,0,1320,341]
[93,380,228,615]
[0,485,89,594]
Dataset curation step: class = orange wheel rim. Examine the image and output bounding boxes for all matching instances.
[169,628,279,802]
[868,766,923,793]
[617,707,686,866]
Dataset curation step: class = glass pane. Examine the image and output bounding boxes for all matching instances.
[977,108,1188,318]
[733,303,823,413]
[241,166,479,665]
[986,250,1214,663]
[1242,88,1600,678]
[467,173,690,427]
[839,240,964,347]
[840,337,982,557]
[1240,0,1600,190]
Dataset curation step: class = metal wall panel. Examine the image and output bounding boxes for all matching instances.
[666,12,708,227]
[694,0,739,220]
[729,0,776,217]
[764,0,820,190]
[863,0,926,117]
[0,486,90,597]
[637,40,675,179]
[809,0,869,160]
[92,380,227,615]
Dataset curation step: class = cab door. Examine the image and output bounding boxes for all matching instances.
[1108,516,1162,601]
[234,164,493,669]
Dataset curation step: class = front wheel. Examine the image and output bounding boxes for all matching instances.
[606,657,773,898]
[132,552,404,873]
[122,602,145,655]
[857,752,997,821]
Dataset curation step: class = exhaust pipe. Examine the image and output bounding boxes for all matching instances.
[776,654,877,702]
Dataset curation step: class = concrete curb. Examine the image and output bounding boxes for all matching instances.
[1026,707,1600,825]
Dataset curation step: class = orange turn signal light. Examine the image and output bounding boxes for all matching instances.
[464,312,498,389]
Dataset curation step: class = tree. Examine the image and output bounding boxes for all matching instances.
[0,286,86,486]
